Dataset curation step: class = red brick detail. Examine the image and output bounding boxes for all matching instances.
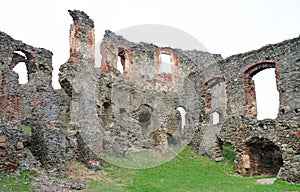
[100,41,111,73]
[68,20,79,63]
[201,83,212,110]
[88,27,95,68]
[0,74,21,122]
[244,60,276,77]
[124,48,134,80]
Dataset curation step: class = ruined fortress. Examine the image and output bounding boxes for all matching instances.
[0,10,299,183]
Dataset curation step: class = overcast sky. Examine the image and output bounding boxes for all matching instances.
[1,0,299,119]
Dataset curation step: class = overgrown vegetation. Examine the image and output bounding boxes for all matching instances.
[22,125,32,135]
[0,147,299,192]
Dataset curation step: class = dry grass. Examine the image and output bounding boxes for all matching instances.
[66,161,113,182]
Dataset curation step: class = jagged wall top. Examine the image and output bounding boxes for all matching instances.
[68,10,94,28]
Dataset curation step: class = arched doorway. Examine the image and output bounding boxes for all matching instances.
[246,138,283,176]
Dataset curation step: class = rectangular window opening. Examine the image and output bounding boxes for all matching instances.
[160,53,174,74]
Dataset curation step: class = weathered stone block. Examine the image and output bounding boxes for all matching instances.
[16,142,24,149]
[0,136,6,143]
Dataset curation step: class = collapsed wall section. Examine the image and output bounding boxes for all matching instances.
[0,31,67,175]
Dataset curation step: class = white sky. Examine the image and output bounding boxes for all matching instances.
[253,68,279,120]
[1,0,299,119]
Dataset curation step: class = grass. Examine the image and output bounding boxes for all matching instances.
[103,146,185,169]
[0,170,36,192]
[0,147,299,192]
[85,146,300,192]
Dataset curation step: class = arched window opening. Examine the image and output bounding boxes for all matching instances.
[176,107,186,134]
[13,51,28,84]
[244,61,279,119]
[252,68,279,120]
[156,49,178,84]
[160,52,173,74]
[212,111,220,125]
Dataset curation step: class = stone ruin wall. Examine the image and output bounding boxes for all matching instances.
[217,38,300,183]
[0,10,299,183]
[0,31,68,175]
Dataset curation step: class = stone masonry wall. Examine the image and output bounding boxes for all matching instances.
[218,37,300,183]
[0,31,67,175]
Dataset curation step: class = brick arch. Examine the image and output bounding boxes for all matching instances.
[243,60,279,116]
[204,76,225,88]
[244,60,278,77]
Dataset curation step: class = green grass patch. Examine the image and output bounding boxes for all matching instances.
[1,147,299,192]
[22,125,32,135]
[222,145,235,163]
[86,147,300,192]
[0,170,36,192]
[103,146,184,169]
